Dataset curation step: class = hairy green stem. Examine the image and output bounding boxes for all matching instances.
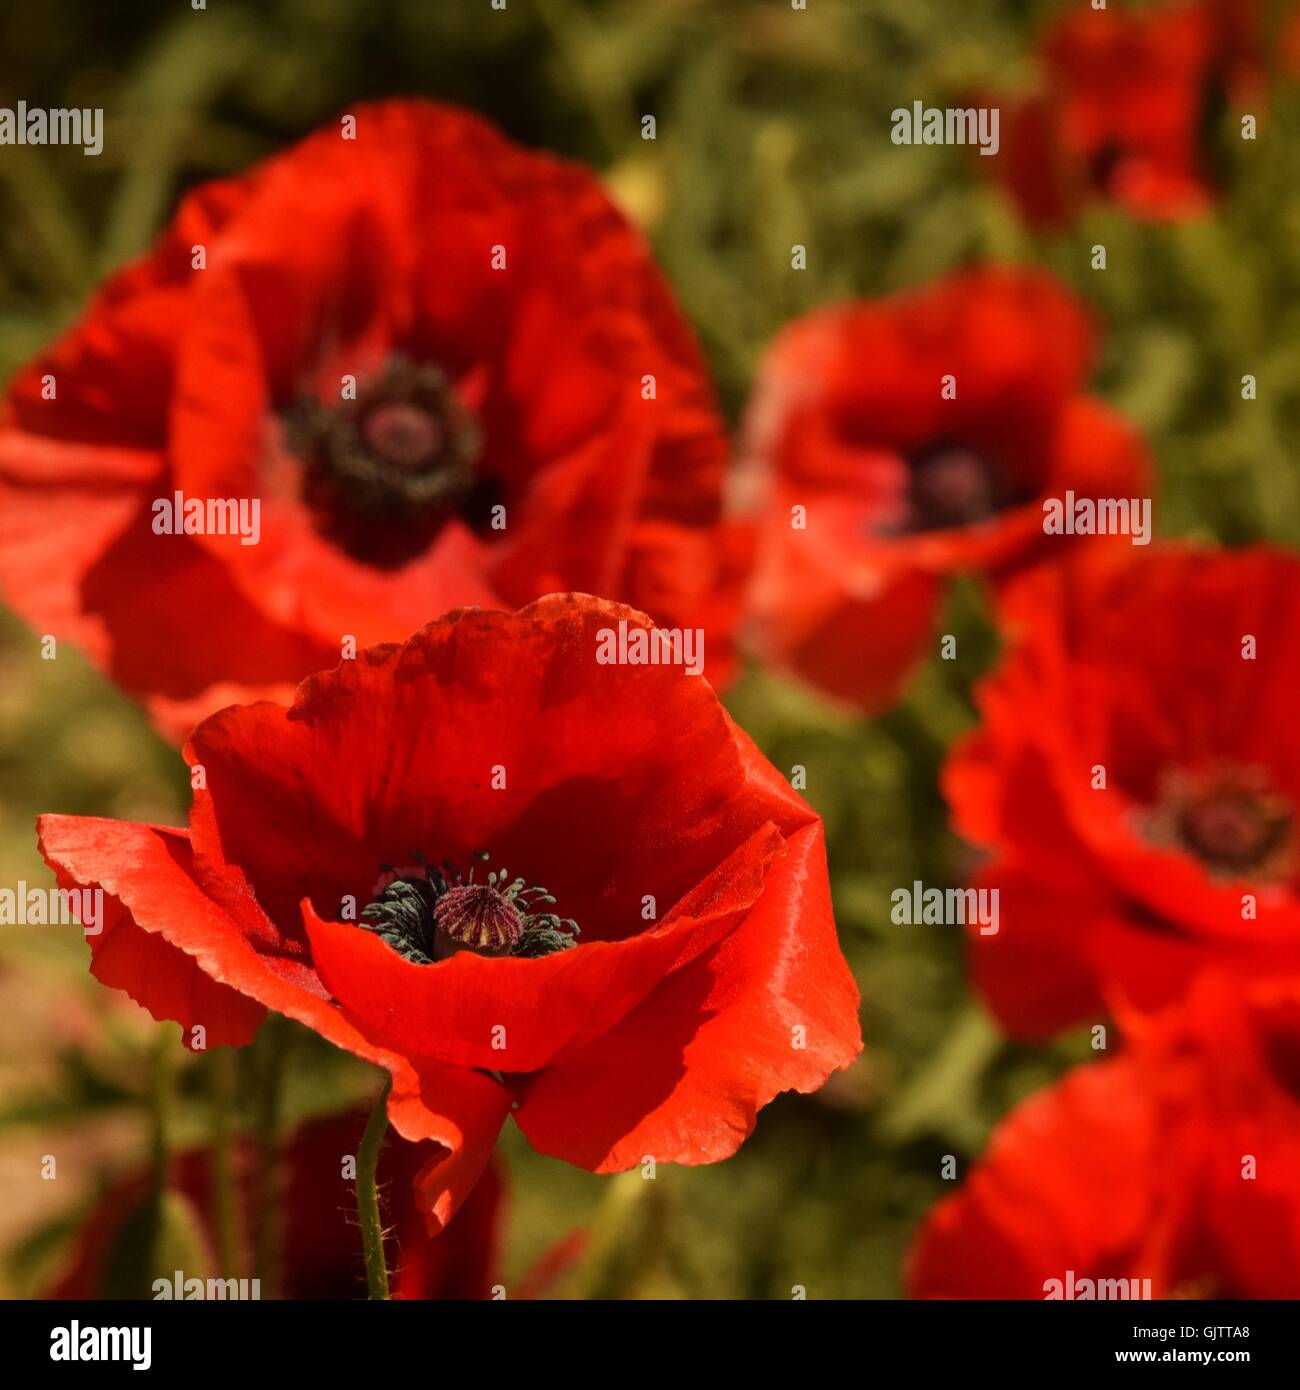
[357,1074,392,1301]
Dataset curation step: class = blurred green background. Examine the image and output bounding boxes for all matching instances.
[1,0,1298,1298]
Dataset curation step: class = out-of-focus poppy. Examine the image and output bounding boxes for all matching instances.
[994,1,1265,228]
[0,100,736,739]
[908,977,1300,1299]
[736,267,1149,712]
[946,545,1300,1038]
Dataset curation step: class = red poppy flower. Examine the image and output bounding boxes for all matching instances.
[945,544,1300,1039]
[0,100,735,741]
[46,1110,581,1300]
[735,267,1149,712]
[994,0,1265,228]
[37,594,862,1231]
[907,977,1300,1299]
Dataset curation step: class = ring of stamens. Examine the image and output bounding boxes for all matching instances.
[358,851,580,963]
[1138,764,1294,884]
[882,440,1024,535]
[283,354,485,568]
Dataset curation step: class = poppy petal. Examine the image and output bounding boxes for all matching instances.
[512,822,862,1169]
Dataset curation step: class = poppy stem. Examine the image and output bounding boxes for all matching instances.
[357,1074,392,1300]
[149,1026,175,1200]
[134,1027,180,1295]
[253,1017,291,1299]
[210,1048,243,1278]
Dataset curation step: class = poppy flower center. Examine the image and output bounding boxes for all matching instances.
[285,355,491,570]
[1142,766,1294,882]
[1087,139,1128,196]
[904,442,1008,532]
[357,852,579,964]
[363,402,445,469]
[437,883,523,953]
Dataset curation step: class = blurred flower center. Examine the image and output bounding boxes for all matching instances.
[1142,766,1294,882]
[904,442,1007,532]
[358,852,579,963]
[363,402,445,469]
[284,355,492,569]
[1087,140,1128,197]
